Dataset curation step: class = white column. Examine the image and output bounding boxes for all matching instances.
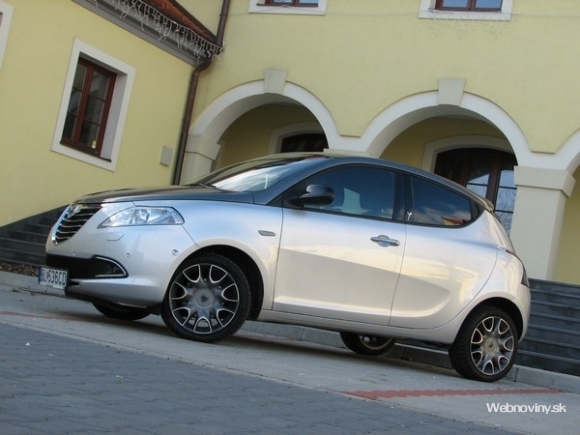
[180,134,221,184]
[510,166,575,280]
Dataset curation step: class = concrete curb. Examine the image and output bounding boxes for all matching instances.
[2,270,579,394]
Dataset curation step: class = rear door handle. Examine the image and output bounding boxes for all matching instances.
[370,235,400,247]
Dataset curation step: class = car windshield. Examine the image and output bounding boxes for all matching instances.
[190,155,328,192]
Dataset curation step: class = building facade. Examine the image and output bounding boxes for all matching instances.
[2,0,580,285]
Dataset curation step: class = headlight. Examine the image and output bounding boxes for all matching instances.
[98,206,184,228]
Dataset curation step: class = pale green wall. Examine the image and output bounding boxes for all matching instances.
[0,0,193,224]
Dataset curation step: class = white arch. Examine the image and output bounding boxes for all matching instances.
[361,91,532,165]
[189,82,580,176]
[189,80,341,149]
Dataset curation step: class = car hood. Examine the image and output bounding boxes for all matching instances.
[75,185,256,204]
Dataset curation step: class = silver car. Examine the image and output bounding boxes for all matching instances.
[41,153,530,382]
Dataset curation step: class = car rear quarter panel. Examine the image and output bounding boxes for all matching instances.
[389,212,503,330]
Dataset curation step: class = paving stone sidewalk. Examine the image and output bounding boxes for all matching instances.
[0,322,523,435]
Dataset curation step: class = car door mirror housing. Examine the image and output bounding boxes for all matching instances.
[286,185,334,207]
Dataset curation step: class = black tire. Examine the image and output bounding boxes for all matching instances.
[161,253,251,343]
[449,307,518,382]
[340,332,396,356]
[93,303,150,321]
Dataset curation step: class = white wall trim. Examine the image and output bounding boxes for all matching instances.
[51,39,135,171]
[0,0,14,69]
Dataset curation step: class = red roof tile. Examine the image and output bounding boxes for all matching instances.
[142,0,217,42]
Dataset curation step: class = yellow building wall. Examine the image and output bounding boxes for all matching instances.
[179,0,222,32]
[0,0,193,225]
[381,119,505,167]
[197,0,580,155]
[218,105,319,168]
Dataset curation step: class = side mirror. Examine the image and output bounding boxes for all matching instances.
[286,184,334,208]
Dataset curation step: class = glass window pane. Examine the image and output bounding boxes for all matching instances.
[67,90,82,115]
[409,177,472,226]
[496,187,515,212]
[495,211,512,234]
[89,71,110,99]
[440,0,470,8]
[475,0,502,9]
[63,114,76,140]
[466,184,487,198]
[73,64,87,90]
[80,121,99,149]
[300,167,397,220]
[281,133,328,153]
[86,96,105,123]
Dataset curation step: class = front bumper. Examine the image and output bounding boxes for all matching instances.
[45,221,198,308]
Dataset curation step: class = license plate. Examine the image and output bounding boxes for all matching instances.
[38,266,68,290]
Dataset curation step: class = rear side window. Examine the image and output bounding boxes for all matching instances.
[407,176,474,226]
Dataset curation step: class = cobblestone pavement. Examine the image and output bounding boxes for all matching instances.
[0,322,520,435]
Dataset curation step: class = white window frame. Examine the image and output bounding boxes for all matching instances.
[249,0,327,15]
[419,0,513,21]
[0,0,14,69]
[52,39,135,171]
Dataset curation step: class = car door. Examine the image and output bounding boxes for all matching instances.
[389,175,498,329]
[273,165,406,326]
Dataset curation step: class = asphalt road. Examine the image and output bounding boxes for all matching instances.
[0,284,578,435]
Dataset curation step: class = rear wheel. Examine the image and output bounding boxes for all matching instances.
[93,303,150,321]
[340,332,396,356]
[449,307,518,382]
[161,253,251,343]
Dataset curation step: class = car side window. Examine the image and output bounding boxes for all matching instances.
[407,176,473,226]
[291,166,400,220]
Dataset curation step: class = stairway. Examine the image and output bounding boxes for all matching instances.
[518,280,580,376]
[0,207,66,266]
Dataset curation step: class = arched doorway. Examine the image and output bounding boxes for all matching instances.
[434,148,517,232]
[281,133,328,153]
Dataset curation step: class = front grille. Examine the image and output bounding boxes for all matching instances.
[46,254,128,280]
[53,203,102,244]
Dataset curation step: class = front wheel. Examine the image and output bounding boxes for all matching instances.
[93,303,150,321]
[161,253,251,343]
[449,307,518,382]
[340,332,396,356]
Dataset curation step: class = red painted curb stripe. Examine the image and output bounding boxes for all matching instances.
[344,387,561,399]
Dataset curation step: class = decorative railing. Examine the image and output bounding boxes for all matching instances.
[80,0,223,64]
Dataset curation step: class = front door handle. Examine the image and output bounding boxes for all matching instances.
[371,235,400,247]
